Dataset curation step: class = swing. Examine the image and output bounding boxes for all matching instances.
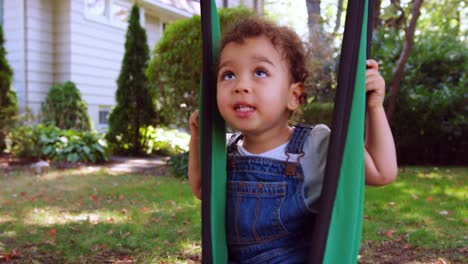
[198,0,375,263]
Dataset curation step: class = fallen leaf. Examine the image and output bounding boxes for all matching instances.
[384,229,394,238]
[121,208,128,214]
[140,207,149,212]
[426,196,433,202]
[437,258,447,264]
[444,217,455,221]
[20,192,27,197]
[49,228,57,237]
[411,194,419,199]
[388,202,396,206]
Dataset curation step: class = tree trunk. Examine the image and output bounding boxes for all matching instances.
[373,0,382,29]
[386,0,424,121]
[306,0,322,39]
[333,0,344,33]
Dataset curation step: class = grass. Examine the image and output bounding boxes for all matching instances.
[363,167,467,249]
[0,166,466,263]
[0,168,201,263]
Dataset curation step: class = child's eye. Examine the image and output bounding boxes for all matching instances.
[221,71,236,80]
[255,69,268,78]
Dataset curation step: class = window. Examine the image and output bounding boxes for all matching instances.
[99,109,110,125]
[85,0,130,28]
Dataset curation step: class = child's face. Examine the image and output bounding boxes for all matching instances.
[216,36,302,135]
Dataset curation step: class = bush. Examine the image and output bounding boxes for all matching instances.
[296,102,334,127]
[373,31,467,165]
[167,152,189,179]
[147,7,253,128]
[0,25,18,152]
[141,126,189,156]
[6,125,109,163]
[41,81,91,131]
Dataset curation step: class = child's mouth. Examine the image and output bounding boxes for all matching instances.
[234,104,255,117]
[235,105,255,112]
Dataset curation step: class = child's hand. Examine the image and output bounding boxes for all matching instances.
[366,59,386,110]
[189,111,199,137]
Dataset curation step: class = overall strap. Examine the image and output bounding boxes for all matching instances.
[285,124,313,154]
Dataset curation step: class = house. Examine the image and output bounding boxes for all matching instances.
[0,0,263,130]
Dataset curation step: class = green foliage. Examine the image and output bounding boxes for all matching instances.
[147,7,253,128]
[0,25,18,152]
[106,4,156,156]
[41,81,92,131]
[373,30,467,165]
[167,152,189,179]
[141,126,189,156]
[296,102,334,127]
[6,125,109,163]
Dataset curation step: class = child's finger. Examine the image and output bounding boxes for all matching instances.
[366,59,379,70]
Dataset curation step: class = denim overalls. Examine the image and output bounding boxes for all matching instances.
[226,124,315,264]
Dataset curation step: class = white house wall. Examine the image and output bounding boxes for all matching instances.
[3,0,261,130]
[3,0,26,111]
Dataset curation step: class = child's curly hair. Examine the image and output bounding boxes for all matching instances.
[220,17,308,103]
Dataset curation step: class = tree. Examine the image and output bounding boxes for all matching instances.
[384,0,424,121]
[306,0,322,39]
[106,4,156,156]
[41,81,92,131]
[0,25,18,152]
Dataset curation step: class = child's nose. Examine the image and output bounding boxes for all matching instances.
[234,77,252,94]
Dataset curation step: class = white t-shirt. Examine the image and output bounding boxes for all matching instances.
[234,124,331,213]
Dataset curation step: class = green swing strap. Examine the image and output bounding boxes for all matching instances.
[199,0,374,263]
[199,0,227,263]
[308,0,374,263]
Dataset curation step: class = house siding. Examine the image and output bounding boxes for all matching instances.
[4,0,262,129]
[3,0,26,111]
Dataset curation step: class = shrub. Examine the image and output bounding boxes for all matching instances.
[0,25,18,152]
[147,7,253,128]
[106,4,156,156]
[6,125,109,163]
[373,31,467,165]
[41,81,91,131]
[167,152,189,179]
[142,126,189,156]
[296,102,334,127]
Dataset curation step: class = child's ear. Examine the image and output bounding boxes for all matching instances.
[287,82,304,111]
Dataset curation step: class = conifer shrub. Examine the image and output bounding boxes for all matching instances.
[0,25,18,152]
[106,4,156,156]
[41,81,91,131]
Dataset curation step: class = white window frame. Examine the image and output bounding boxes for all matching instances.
[84,0,132,29]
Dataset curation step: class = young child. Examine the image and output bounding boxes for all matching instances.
[188,17,397,263]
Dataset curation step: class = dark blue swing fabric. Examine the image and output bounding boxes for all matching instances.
[199,0,375,263]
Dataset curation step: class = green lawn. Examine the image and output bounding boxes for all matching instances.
[0,166,466,263]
